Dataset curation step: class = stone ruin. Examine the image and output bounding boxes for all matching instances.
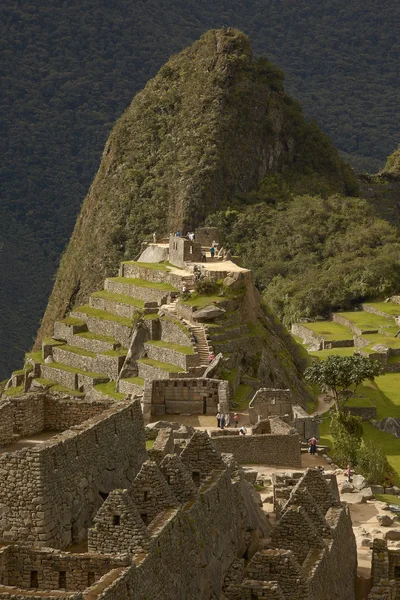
[0,389,357,598]
[249,388,320,441]
[369,538,400,599]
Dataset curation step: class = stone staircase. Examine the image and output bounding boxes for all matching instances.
[187,323,212,366]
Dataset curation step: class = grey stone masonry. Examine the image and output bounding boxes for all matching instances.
[148,428,175,464]
[281,486,330,537]
[104,278,174,304]
[159,453,197,504]
[129,460,179,525]
[270,505,325,565]
[144,341,199,370]
[212,432,301,468]
[169,235,202,268]
[69,309,132,347]
[180,430,226,486]
[88,488,150,555]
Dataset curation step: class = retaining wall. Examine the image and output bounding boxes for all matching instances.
[212,434,301,467]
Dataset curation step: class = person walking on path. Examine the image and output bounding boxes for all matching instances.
[345,464,352,483]
[308,436,318,455]
[210,246,215,258]
[216,412,221,428]
[233,413,239,428]
[239,425,247,436]
[220,415,225,429]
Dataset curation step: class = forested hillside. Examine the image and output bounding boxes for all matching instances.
[1,0,399,377]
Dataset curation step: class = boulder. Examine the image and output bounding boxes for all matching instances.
[352,474,368,490]
[384,529,400,541]
[340,482,355,494]
[194,305,226,321]
[360,537,372,547]
[377,514,394,527]
[223,272,245,291]
[370,485,385,495]
[359,487,375,501]
[44,355,54,364]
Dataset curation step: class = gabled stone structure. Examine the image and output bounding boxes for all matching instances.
[280,485,330,537]
[130,460,179,525]
[179,430,226,486]
[88,488,150,555]
[159,453,197,504]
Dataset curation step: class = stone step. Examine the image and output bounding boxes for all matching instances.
[72,331,121,353]
[90,290,145,319]
[105,277,178,304]
[52,345,126,380]
[137,358,185,380]
[40,362,109,392]
[117,377,145,396]
[144,341,199,370]
[70,306,133,347]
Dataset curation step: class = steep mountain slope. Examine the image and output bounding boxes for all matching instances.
[36,28,355,347]
[2,0,399,377]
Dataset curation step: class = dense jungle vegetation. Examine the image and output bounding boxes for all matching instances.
[1,0,399,378]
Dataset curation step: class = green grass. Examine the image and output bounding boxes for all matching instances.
[26,350,43,364]
[34,378,56,387]
[233,384,253,409]
[3,385,23,397]
[375,494,400,506]
[94,381,126,401]
[338,311,393,331]
[180,293,223,308]
[309,347,361,359]
[121,261,169,271]
[360,333,400,350]
[120,376,145,385]
[220,368,238,386]
[57,344,97,358]
[51,384,85,397]
[75,331,117,343]
[143,313,160,320]
[73,305,133,327]
[45,361,109,379]
[138,358,184,373]
[108,276,177,291]
[11,369,25,376]
[100,348,127,358]
[301,321,353,341]
[146,440,155,450]
[363,302,400,317]
[43,338,65,347]
[146,340,194,355]
[59,316,86,327]
[91,290,145,308]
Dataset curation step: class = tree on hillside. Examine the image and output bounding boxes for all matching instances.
[304,354,382,411]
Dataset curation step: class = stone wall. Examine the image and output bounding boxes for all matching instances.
[0,401,15,446]
[0,399,148,549]
[159,317,191,346]
[44,395,111,430]
[248,388,293,425]
[0,545,128,592]
[120,263,185,289]
[144,342,198,370]
[194,227,221,247]
[169,235,202,268]
[212,433,301,467]
[343,406,377,421]
[143,378,228,418]
[291,324,323,348]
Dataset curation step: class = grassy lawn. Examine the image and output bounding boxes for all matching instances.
[147,340,194,355]
[91,290,145,308]
[309,347,359,359]
[121,376,145,385]
[58,344,97,358]
[138,358,184,373]
[363,302,400,317]
[338,311,393,331]
[233,384,253,409]
[302,321,353,341]
[122,261,168,271]
[76,331,117,343]
[375,494,400,506]
[360,333,400,350]
[73,305,133,327]
[59,316,86,327]
[180,293,223,308]
[3,385,23,397]
[108,276,177,292]
[94,381,126,401]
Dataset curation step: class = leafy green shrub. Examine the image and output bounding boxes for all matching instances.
[194,279,219,296]
[356,442,394,486]
[330,410,362,467]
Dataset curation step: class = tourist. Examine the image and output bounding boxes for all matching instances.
[188,232,194,241]
[308,436,318,455]
[190,332,197,344]
[233,413,239,428]
[152,232,156,243]
[209,353,215,362]
[220,415,225,429]
[239,425,247,436]
[216,412,221,428]
[212,240,217,248]
[176,231,181,237]
[210,246,215,258]
[345,464,352,483]
[201,252,207,262]
[182,284,187,294]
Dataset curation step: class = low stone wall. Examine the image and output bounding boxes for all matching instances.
[291,323,323,347]
[0,402,14,446]
[44,396,110,430]
[343,406,377,421]
[144,343,198,370]
[160,317,191,346]
[212,434,301,467]
[120,263,185,289]
[0,545,128,592]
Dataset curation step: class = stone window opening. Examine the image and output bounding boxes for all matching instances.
[192,471,201,487]
[395,566,400,579]
[141,513,149,525]
[87,572,95,587]
[143,491,149,501]
[99,491,109,501]
[189,246,193,254]
[30,571,38,588]
[58,571,66,589]
[113,515,121,526]
[95,431,99,445]
[167,475,171,484]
